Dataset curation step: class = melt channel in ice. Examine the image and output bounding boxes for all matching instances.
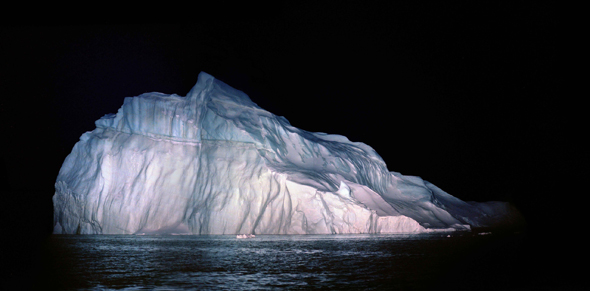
[53,72,521,235]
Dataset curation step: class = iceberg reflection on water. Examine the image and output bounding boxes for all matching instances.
[40,232,534,290]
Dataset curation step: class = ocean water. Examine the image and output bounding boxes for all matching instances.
[28,232,546,290]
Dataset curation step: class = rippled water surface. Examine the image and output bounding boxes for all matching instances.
[34,232,538,290]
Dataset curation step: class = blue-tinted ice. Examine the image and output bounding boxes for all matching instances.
[53,72,521,234]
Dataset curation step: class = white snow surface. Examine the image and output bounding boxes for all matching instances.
[53,72,521,234]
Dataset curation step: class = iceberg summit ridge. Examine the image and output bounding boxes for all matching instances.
[53,71,522,235]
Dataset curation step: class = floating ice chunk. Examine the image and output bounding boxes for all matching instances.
[237,234,256,239]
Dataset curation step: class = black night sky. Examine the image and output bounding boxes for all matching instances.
[0,2,582,287]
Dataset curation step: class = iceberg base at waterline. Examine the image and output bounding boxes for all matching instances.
[52,72,523,235]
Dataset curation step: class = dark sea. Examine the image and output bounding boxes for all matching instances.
[8,231,579,290]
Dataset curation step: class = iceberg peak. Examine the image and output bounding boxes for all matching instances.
[187,71,260,109]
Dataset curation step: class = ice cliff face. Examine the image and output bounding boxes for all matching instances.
[53,72,521,234]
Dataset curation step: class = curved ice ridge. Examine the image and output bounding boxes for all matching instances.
[53,72,521,234]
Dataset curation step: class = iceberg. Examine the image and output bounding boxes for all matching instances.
[52,72,522,234]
